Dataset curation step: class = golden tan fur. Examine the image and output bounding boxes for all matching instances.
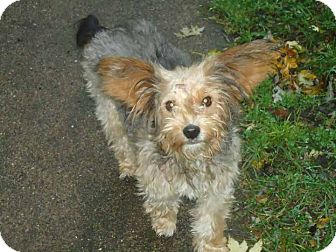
[82,23,281,251]
[213,40,279,94]
[98,57,157,115]
[97,40,280,160]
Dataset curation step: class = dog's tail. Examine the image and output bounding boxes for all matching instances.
[76,15,107,47]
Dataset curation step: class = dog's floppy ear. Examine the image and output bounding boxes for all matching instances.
[97,57,158,115]
[205,39,280,100]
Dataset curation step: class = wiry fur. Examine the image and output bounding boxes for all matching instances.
[78,16,280,251]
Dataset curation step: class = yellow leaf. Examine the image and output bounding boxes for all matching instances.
[256,195,268,204]
[317,217,330,228]
[252,159,265,170]
[309,239,317,247]
[287,59,298,69]
[298,70,318,87]
[207,49,222,56]
[305,149,323,159]
[302,85,324,95]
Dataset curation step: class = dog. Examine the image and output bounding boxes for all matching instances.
[77,15,280,251]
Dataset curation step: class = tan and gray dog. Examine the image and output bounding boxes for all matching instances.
[77,15,279,251]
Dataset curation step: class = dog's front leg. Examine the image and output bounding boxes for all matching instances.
[191,193,233,252]
[143,191,179,237]
[136,158,180,237]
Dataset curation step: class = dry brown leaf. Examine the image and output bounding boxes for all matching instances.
[275,41,324,95]
[309,239,317,248]
[256,195,268,204]
[302,84,325,95]
[298,70,318,86]
[270,108,290,120]
[317,216,330,228]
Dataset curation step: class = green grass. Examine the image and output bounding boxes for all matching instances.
[239,81,335,251]
[210,0,336,77]
[210,0,336,251]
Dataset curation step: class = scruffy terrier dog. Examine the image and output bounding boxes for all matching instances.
[77,15,279,251]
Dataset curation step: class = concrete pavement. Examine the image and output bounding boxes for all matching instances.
[0,1,230,251]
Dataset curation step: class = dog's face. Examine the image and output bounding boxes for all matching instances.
[97,43,278,158]
[154,64,240,159]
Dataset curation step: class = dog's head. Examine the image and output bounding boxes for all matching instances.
[97,40,279,159]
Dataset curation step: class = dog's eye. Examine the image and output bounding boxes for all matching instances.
[202,96,212,107]
[165,100,175,112]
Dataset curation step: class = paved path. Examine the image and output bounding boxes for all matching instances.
[0,0,229,251]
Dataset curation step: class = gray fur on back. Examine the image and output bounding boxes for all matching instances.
[82,20,192,71]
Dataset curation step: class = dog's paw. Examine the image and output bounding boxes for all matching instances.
[119,162,136,179]
[194,237,228,252]
[201,244,228,252]
[152,215,176,237]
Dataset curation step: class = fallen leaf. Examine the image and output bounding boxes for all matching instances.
[228,237,248,252]
[310,25,320,32]
[207,49,222,56]
[285,40,304,53]
[305,149,323,159]
[297,69,324,96]
[270,108,290,120]
[249,240,263,252]
[174,25,205,38]
[256,195,268,204]
[252,159,266,170]
[302,85,324,95]
[276,46,299,81]
[309,239,317,247]
[228,237,263,252]
[298,70,318,87]
[317,216,330,228]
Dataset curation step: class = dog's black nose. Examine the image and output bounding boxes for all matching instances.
[183,124,200,139]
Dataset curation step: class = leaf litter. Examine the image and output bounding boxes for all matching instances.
[174,25,205,38]
[228,237,263,252]
[273,40,326,102]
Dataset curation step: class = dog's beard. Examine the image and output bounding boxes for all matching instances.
[159,133,223,160]
[181,141,206,159]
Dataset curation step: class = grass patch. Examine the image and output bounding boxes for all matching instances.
[210,0,336,251]
[239,81,335,251]
[210,0,336,77]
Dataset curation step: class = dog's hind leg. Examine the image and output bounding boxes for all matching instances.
[94,93,137,178]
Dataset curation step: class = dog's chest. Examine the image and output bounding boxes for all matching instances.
[169,157,236,199]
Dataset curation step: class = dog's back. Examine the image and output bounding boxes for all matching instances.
[77,15,191,70]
